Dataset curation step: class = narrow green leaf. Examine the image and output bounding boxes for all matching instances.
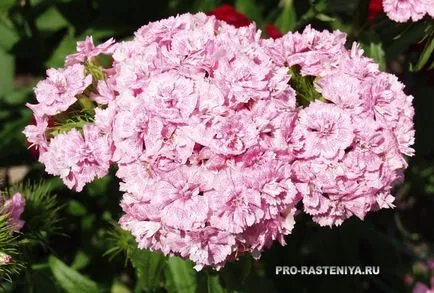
[428,58,434,70]
[164,256,197,293]
[235,0,263,26]
[48,255,99,293]
[364,42,386,71]
[208,274,227,293]
[0,49,14,97]
[315,13,336,22]
[275,0,296,33]
[387,22,428,58]
[414,36,434,71]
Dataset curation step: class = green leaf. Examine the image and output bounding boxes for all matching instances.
[2,85,34,105]
[0,0,15,10]
[428,58,434,70]
[111,279,132,293]
[0,21,19,51]
[45,30,77,68]
[0,49,15,97]
[235,0,263,26]
[315,13,336,22]
[71,251,90,271]
[315,0,360,14]
[67,200,88,216]
[128,248,166,292]
[364,42,386,71]
[48,255,99,293]
[414,36,434,71]
[275,0,296,33]
[0,111,30,162]
[165,256,197,293]
[207,274,227,293]
[36,7,69,32]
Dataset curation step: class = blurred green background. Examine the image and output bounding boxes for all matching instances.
[1,0,434,292]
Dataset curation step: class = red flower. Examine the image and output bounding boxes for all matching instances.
[207,4,251,28]
[265,24,283,39]
[368,0,383,20]
[208,5,283,39]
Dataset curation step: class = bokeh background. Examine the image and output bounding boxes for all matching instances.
[0,0,434,292]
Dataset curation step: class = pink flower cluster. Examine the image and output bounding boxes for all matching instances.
[24,13,415,270]
[1,192,25,231]
[413,278,434,293]
[382,0,434,22]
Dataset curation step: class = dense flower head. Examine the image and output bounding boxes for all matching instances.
[24,13,415,269]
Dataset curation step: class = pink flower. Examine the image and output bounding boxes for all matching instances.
[23,115,50,154]
[1,192,26,231]
[209,171,264,233]
[292,101,355,159]
[66,36,116,66]
[142,72,198,123]
[212,116,258,155]
[25,12,415,270]
[0,253,12,265]
[28,64,92,116]
[413,278,434,293]
[40,125,112,191]
[383,0,427,22]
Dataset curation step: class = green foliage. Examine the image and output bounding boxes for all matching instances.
[235,0,263,26]
[106,224,167,292]
[275,0,296,33]
[0,181,61,283]
[288,66,324,106]
[0,215,24,282]
[0,50,15,98]
[8,181,62,244]
[48,255,99,293]
[413,25,434,71]
[165,257,197,293]
[207,274,227,293]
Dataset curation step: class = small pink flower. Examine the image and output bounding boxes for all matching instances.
[66,36,116,66]
[383,0,427,22]
[1,192,26,231]
[23,115,49,154]
[142,72,198,123]
[413,278,434,293]
[0,253,12,265]
[292,101,354,159]
[206,112,259,156]
[40,125,112,191]
[28,64,92,116]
